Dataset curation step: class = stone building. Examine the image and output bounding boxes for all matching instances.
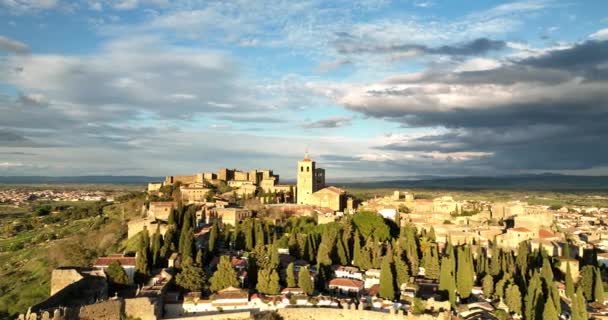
[148,201,176,221]
[147,182,163,192]
[295,153,346,211]
[214,207,252,225]
[180,186,211,202]
[296,152,325,206]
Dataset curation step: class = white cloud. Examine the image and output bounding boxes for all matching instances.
[453,58,502,72]
[1,0,58,11]
[590,28,608,41]
[113,0,137,10]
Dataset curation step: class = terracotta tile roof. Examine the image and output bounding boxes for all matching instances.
[539,229,557,239]
[94,256,136,266]
[328,278,364,288]
[511,227,532,233]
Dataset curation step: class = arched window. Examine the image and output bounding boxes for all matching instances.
[301,166,303,172]
[306,166,309,172]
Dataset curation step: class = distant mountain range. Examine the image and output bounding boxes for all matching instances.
[337,173,608,190]
[0,173,607,190]
[0,175,163,184]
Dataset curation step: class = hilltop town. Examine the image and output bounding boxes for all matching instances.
[7,154,608,320]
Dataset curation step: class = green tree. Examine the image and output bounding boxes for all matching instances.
[439,256,456,306]
[379,252,397,300]
[565,262,575,299]
[594,267,605,303]
[394,255,410,288]
[505,283,522,315]
[425,245,440,280]
[353,231,363,267]
[209,256,239,292]
[541,258,554,284]
[524,273,543,320]
[482,274,494,298]
[257,268,280,295]
[105,261,129,285]
[572,287,589,320]
[457,246,474,300]
[286,263,297,288]
[208,222,219,253]
[542,296,558,320]
[298,267,314,295]
[151,225,163,267]
[175,259,206,292]
[352,211,391,241]
[580,265,596,301]
[135,235,150,282]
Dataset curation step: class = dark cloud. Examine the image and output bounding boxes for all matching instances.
[302,117,352,129]
[332,40,608,172]
[0,129,27,142]
[335,37,506,57]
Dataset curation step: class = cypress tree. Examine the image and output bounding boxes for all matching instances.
[425,245,440,280]
[580,265,596,301]
[209,256,239,292]
[288,232,299,259]
[268,269,280,294]
[439,256,456,306]
[175,259,206,292]
[542,296,558,320]
[394,254,410,288]
[482,274,494,298]
[565,262,575,299]
[342,225,352,263]
[524,273,543,320]
[180,228,194,261]
[353,232,362,268]
[135,246,150,281]
[151,225,163,267]
[209,222,218,253]
[299,267,314,295]
[160,226,176,258]
[550,281,561,315]
[505,283,522,315]
[336,238,349,266]
[286,262,297,288]
[457,246,474,300]
[379,252,397,300]
[594,267,605,303]
[541,258,554,284]
[572,287,589,320]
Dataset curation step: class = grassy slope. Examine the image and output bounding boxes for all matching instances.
[0,196,144,319]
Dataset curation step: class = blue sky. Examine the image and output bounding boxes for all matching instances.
[1,0,608,180]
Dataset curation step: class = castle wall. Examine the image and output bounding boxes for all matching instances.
[77,300,122,320]
[125,297,159,320]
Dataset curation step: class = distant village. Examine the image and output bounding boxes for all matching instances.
[17,153,608,320]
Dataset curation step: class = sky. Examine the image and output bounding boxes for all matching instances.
[0,0,607,180]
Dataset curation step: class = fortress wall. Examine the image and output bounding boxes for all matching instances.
[78,300,122,320]
[124,297,159,320]
[163,311,251,320]
[276,308,448,320]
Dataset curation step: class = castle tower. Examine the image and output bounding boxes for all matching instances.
[297,151,316,205]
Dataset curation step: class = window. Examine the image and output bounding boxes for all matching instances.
[307,167,309,172]
[301,166,303,172]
